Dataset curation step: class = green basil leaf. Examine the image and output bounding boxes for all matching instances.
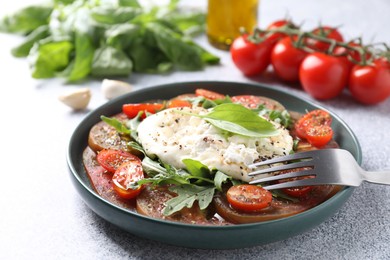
[118,0,141,8]
[0,5,52,34]
[91,46,133,77]
[90,6,141,25]
[29,39,74,78]
[164,185,215,216]
[214,171,231,191]
[63,31,95,82]
[11,25,50,57]
[182,158,212,182]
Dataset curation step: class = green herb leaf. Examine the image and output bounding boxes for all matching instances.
[214,171,231,191]
[163,185,215,216]
[101,116,130,135]
[91,46,133,77]
[11,25,50,57]
[183,103,278,138]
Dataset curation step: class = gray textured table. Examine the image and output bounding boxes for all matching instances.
[1,0,389,259]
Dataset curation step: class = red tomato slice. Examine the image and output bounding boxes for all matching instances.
[122,103,164,119]
[168,99,192,108]
[195,89,225,100]
[295,109,332,139]
[227,184,272,212]
[305,125,333,147]
[97,149,141,174]
[112,160,144,199]
[231,95,262,109]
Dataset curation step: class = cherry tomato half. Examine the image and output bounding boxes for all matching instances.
[112,160,144,199]
[195,89,225,100]
[300,52,349,100]
[122,103,164,119]
[349,58,390,105]
[97,149,141,174]
[168,99,192,108]
[231,35,274,76]
[227,184,272,212]
[305,125,333,147]
[295,109,332,141]
[271,36,307,82]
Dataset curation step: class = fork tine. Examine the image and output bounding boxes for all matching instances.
[249,169,316,185]
[248,152,313,168]
[261,177,321,190]
[248,161,314,176]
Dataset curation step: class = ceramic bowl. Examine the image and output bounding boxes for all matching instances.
[67,81,361,249]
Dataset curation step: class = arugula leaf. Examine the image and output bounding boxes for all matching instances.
[214,171,231,191]
[100,115,130,135]
[182,158,211,181]
[163,185,215,216]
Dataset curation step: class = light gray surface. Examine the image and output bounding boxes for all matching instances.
[1,0,389,259]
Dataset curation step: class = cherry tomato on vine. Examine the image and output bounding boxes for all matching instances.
[300,52,349,100]
[112,160,144,199]
[349,58,390,105]
[227,184,272,212]
[266,19,296,44]
[231,34,274,76]
[307,26,344,51]
[347,42,372,64]
[271,36,307,82]
[97,149,141,174]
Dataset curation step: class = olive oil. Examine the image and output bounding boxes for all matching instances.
[207,0,259,50]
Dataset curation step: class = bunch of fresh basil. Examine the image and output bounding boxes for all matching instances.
[0,0,219,81]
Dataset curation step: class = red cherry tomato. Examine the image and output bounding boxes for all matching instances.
[231,35,274,76]
[347,42,372,64]
[349,58,390,105]
[266,19,296,44]
[97,149,141,174]
[300,52,349,100]
[122,103,164,118]
[307,26,344,51]
[231,95,262,109]
[278,168,313,197]
[295,109,332,141]
[227,184,272,212]
[195,88,225,100]
[271,36,307,82]
[305,125,333,147]
[112,160,144,199]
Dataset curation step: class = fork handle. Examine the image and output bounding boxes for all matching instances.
[363,170,390,185]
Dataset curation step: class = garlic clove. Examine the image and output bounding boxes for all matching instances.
[59,87,91,110]
[101,79,133,100]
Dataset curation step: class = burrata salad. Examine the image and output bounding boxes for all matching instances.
[84,88,339,225]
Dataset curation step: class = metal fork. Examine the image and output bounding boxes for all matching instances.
[248,149,390,190]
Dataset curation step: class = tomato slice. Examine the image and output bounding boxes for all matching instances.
[305,125,333,147]
[226,184,272,212]
[122,103,164,118]
[295,109,332,139]
[231,95,262,109]
[195,89,225,100]
[168,99,192,108]
[97,149,141,174]
[112,160,144,199]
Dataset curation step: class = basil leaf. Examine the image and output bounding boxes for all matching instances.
[91,46,133,77]
[164,185,215,216]
[182,158,212,183]
[91,6,141,25]
[11,25,50,57]
[196,103,278,138]
[29,39,74,78]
